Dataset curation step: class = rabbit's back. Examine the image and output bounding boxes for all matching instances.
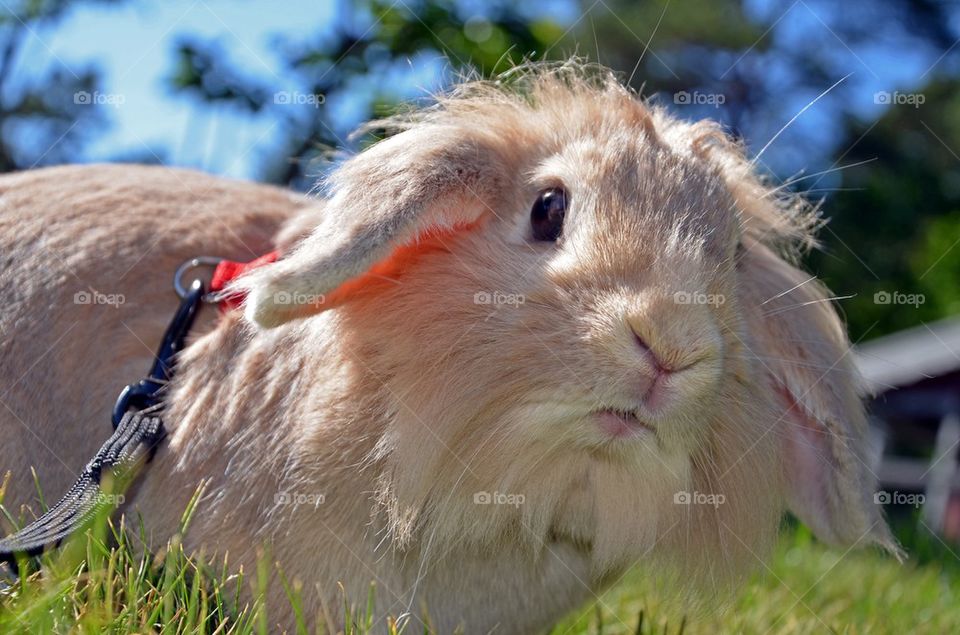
[0,164,300,509]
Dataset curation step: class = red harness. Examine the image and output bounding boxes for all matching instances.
[208,251,279,311]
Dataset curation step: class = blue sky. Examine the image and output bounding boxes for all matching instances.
[33,0,341,178]
[10,0,956,181]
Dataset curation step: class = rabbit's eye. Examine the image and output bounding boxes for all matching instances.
[735,241,746,264]
[530,187,567,242]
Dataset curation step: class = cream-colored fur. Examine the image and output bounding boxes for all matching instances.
[0,64,896,633]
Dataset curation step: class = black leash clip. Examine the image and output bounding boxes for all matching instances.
[2,272,214,568]
[110,279,206,428]
[0,407,166,569]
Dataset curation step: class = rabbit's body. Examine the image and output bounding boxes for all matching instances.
[0,163,598,632]
[134,308,603,634]
[0,164,297,505]
[0,65,898,632]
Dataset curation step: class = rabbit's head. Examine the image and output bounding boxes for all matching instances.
[235,63,898,588]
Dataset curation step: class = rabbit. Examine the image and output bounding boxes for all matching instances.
[0,62,898,633]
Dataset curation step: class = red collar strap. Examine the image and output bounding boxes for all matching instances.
[209,251,279,311]
[196,220,479,316]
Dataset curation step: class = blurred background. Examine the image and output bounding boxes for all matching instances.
[2,0,960,537]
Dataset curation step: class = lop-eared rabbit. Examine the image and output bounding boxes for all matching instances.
[0,64,896,632]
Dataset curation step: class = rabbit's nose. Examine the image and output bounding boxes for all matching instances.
[629,323,699,374]
[624,295,719,372]
[626,315,720,414]
[630,326,683,410]
[631,328,678,374]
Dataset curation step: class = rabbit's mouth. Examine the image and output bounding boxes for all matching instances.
[594,408,653,439]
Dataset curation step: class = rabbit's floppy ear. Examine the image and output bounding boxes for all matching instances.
[237,125,509,328]
[739,241,899,555]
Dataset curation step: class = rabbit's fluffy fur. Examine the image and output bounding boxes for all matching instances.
[0,63,897,632]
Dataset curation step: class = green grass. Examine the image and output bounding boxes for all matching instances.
[553,520,960,634]
[1,505,957,634]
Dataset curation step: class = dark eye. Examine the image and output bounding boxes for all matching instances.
[734,240,746,264]
[530,187,567,242]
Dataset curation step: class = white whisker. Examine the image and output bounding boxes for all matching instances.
[760,275,817,305]
[753,73,852,163]
[762,294,856,318]
[762,157,878,199]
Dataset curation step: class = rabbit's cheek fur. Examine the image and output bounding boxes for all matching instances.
[326,228,777,582]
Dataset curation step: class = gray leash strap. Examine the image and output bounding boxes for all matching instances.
[0,406,165,566]
[0,270,211,571]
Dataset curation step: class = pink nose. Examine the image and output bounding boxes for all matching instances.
[631,327,675,374]
[630,327,677,410]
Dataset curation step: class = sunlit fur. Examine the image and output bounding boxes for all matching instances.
[0,62,896,632]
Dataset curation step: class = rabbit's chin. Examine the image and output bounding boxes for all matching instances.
[383,436,694,580]
[376,388,782,589]
[377,404,700,578]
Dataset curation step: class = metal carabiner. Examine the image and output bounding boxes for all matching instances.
[173,256,224,301]
[111,278,206,428]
